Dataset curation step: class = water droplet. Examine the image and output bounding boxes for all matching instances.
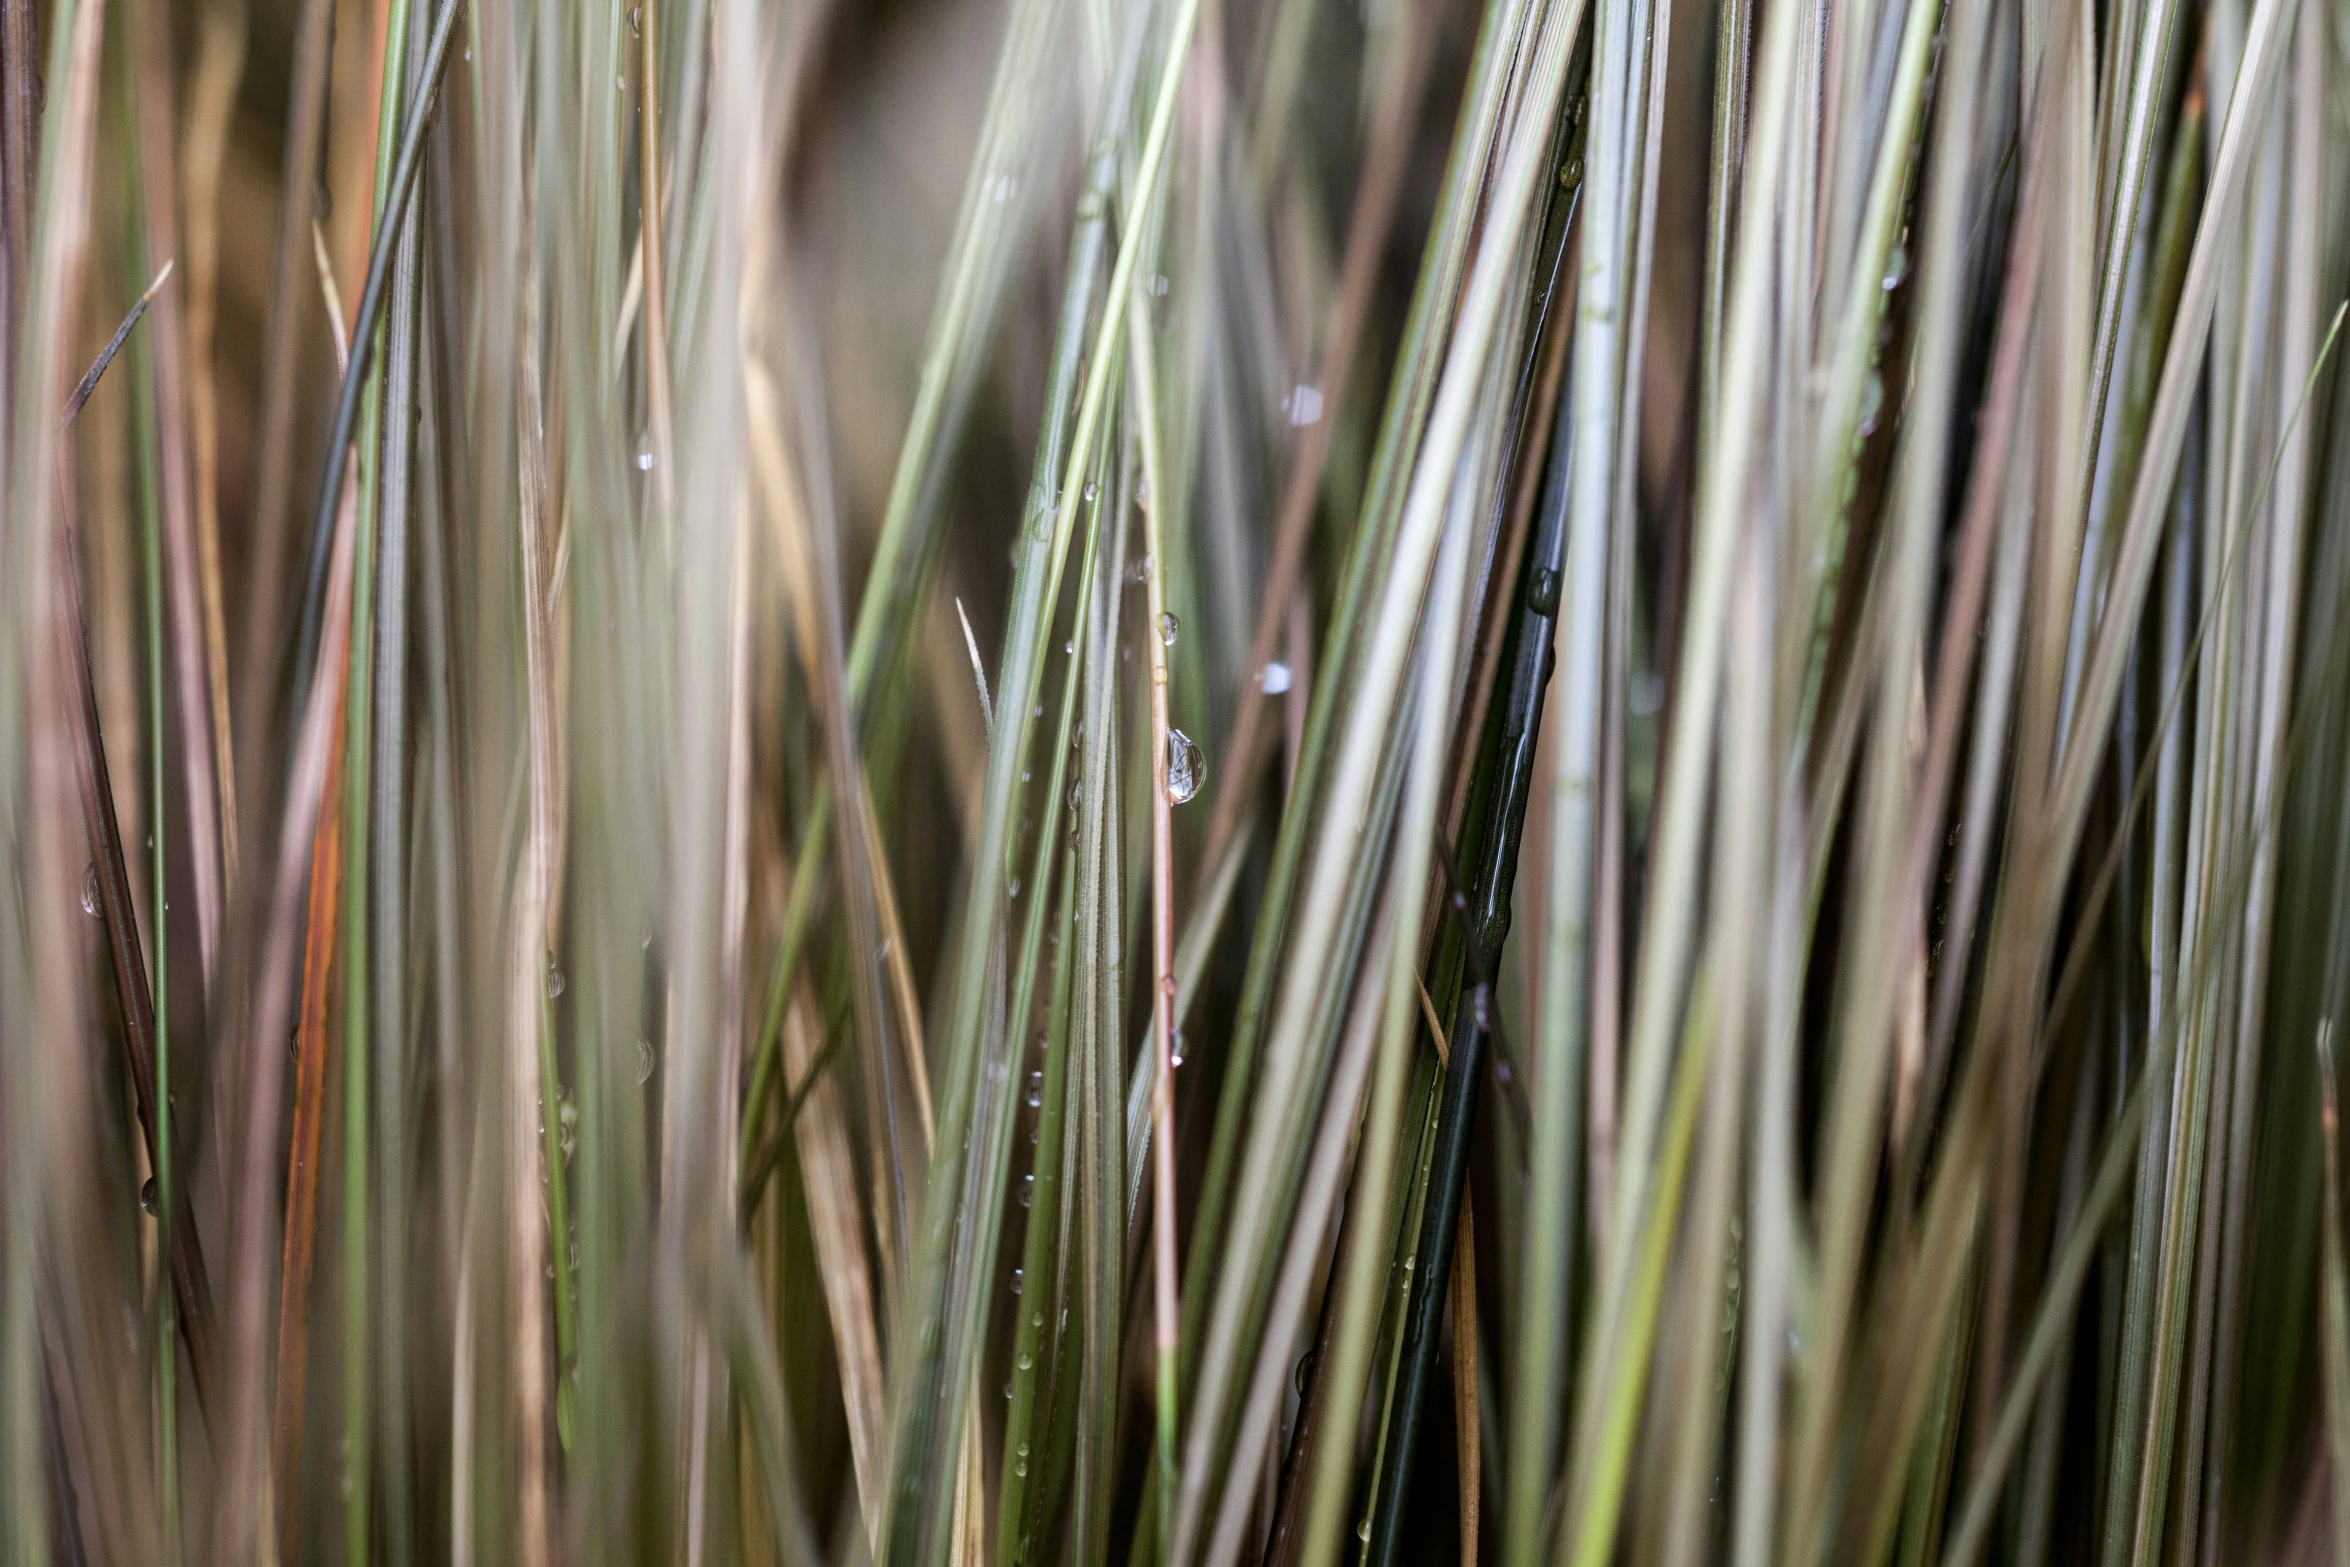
[1150,274,1170,298]
[1065,640,1075,656]
[992,174,1020,203]
[1026,1069,1044,1109]
[1011,1267,1024,1295]
[1137,476,1152,510]
[1881,242,1911,291]
[546,954,565,999]
[1170,1029,1186,1069]
[1158,611,1178,647]
[139,1179,157,1216]
[1084,481,1098,504]
[1529,565,1562,616]
[559,1100,578,1161]
[1067,780,1081,813]
[628,4,640,29]
[1016,1351,1034,1370]
[1009,876,1022,900]
[1163,730,1203,805]
[1358,1519,1372,1543]
[81,863,99,916]
[1014,1457,1028,1477]
[1258,661,1292,695]
[636,434,655,472]
[636,1039,656,1085]
[1019,1173,1034,1208]
[1285,383,1324,427]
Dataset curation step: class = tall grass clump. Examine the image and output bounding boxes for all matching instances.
[13,0,2350,1559]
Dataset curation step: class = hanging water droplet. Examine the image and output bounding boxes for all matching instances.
[559,1100,578,1162]
[1011,1267,1024,1296]
[140,1179,157,1216]
[636,1039,657,1085]
[1163,729,1203,805]
[1158,611,1178,647]
[1019,1173,1034,1208]
[1084,481,1098,504]
[1358,1519,1371,1543]
[1258,661,1292,695]
[1067,780,1081,813]
[1026,1069,1044,1109]
[1170,1029,1185,1069]
[1129,553,1155,584]
[1065,640,1075,656]
[81,863,99,916]
[1881,241,1911,291]
[546,954,565,999]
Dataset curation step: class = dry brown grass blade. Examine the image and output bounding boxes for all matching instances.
[59,555,215,1398]
[742,350,900,1543]
[178,0,244,894]
[236,0,337,787]
[213,448,360,1559]
[55,278,222,1406]
[781,967,887,1538]
[273,633,346,1565]
[127,0,223,987]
